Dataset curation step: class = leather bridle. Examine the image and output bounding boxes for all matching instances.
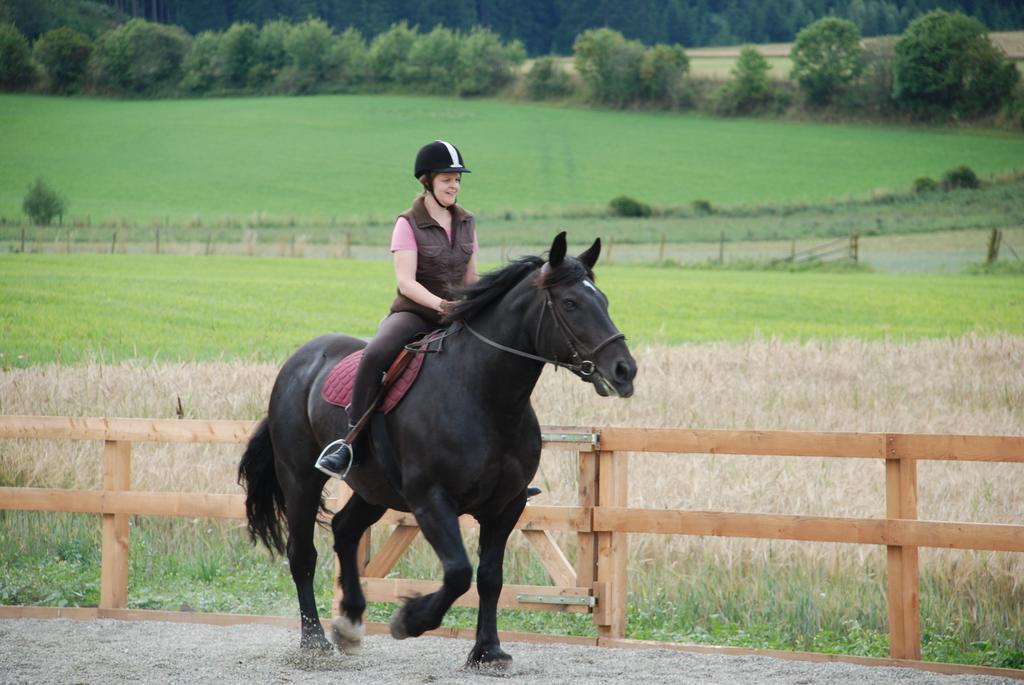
[462,285,625,380]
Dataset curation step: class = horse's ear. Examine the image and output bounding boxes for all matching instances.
[578,238,601,269]
[548,232,567,268]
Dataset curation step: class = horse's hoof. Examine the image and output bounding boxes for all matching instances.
[389,606,409,640]
[465,645,513,671]
[299,634,333,651]
[331,615,364,655]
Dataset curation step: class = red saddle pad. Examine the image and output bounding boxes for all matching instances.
[322,347,427,414]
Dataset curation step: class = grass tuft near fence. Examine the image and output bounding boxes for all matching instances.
[1,336,1022,665]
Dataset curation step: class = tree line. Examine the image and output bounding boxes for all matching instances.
[0,10,1019,125]
[3,0,1023,54]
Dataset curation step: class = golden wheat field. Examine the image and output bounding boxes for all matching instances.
[1,335,1022,645]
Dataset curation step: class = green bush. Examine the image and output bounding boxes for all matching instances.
[22,177,66,225]
[639,43,689,108]
[32,26,92,94]
[912,177,938,194]
[89,18,190,95]
[573,28,645,108]
[524,56,574,100]
[368,21,417,85]
[0,21,34,90]
[332,26,368,88]
[691,199,713,214]
[714,46,774,115]
[941,165,980,191]
[179,30,220,93]
[218,21,259,89]
[609,195,652,218]
[893,10,1020,118]
[280,18,335,94]
[455,26,524,97]
[790,17,864,107]
[405,25,459,92]
[249,20,289,89]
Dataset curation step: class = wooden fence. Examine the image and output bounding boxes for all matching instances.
[1,416,1022,676]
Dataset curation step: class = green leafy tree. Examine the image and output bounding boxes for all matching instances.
[405,24,459,92]
[179,30,220,93]
[715,45,773,115]
[218,21,259,88]
[639,43,689,107]
[0,21,34,89]
[22,177,66,225]
[455,26,525,97]
[790,17,864,106]
[249,19,290,88]
[367,21,417,85]
[893,10,1020,118]
[89,18,191,95]
[33,26,92,93]
[331,26,368,88]
[280,18,335,93]
[573,27,645,108]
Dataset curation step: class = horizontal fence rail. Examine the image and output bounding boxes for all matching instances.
[1,415,1022,674]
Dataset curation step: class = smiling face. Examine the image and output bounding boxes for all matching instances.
[429,172,461,207]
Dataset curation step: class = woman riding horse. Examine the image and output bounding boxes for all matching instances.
[316,140,479,478]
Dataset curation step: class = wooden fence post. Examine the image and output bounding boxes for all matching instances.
[885,435,920,660]
[577,449,598,593]
[100,440,131,610]
[594,450,628,639]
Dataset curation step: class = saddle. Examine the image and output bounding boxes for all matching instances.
[321,328,448,414]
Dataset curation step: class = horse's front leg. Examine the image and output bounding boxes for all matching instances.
[466,490,526,669]
[331,493,386,654]
[389,489,472,640]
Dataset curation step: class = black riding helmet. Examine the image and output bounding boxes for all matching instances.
[414,140,471,179]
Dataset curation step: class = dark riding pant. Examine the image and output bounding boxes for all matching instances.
[349,311,434,423]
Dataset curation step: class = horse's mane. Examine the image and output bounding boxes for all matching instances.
[442,252,594,324]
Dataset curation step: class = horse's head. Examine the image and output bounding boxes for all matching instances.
[536,232,636,398]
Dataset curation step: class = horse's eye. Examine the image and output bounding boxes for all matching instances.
[563,299,577,310]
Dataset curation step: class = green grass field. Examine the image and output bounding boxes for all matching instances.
[3,94,1024,224]
[2,253,1021,367]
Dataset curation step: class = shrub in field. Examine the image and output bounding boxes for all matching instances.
[332,27,368,88]
[279,18,335,94]
[32,26,92,94]
[524,56,574,100]
[789,17,865,107]
[912,177,938,194]
[609,195,652,218]
[714,46,774,115]
[22,177,66,225]
[893,10,1020,119]
[639,43,689,108]
[218,21,259,89]
[89,19,190,96]
[368,21,417,85]
[179,30,220,93]
[455,26,525,97]
[249,20,289,89]
[0,21,34,90]
[691,199,713,215]
[573,28,645,108]
[941,165,980,191]
[405,25,458,92]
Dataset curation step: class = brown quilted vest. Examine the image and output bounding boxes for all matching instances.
[390,194,476,323]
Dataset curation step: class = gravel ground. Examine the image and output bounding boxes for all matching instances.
[0,619,1019,685]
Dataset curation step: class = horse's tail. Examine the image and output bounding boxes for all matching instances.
[237,417,287,556]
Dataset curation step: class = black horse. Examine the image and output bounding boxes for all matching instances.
[238,232,636,668]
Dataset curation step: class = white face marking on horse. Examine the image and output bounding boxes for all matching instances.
[583,279,598,294]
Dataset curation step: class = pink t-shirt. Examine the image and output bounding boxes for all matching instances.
[390,216,479,253]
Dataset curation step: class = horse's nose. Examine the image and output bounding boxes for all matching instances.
[615,358,636,384]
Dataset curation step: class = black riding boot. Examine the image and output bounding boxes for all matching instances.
[315,424,356,479]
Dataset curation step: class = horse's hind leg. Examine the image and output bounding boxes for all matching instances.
[389,490,472,640]
[283,480,333,650]
[330,493,385,654]
[466,491,527,669]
